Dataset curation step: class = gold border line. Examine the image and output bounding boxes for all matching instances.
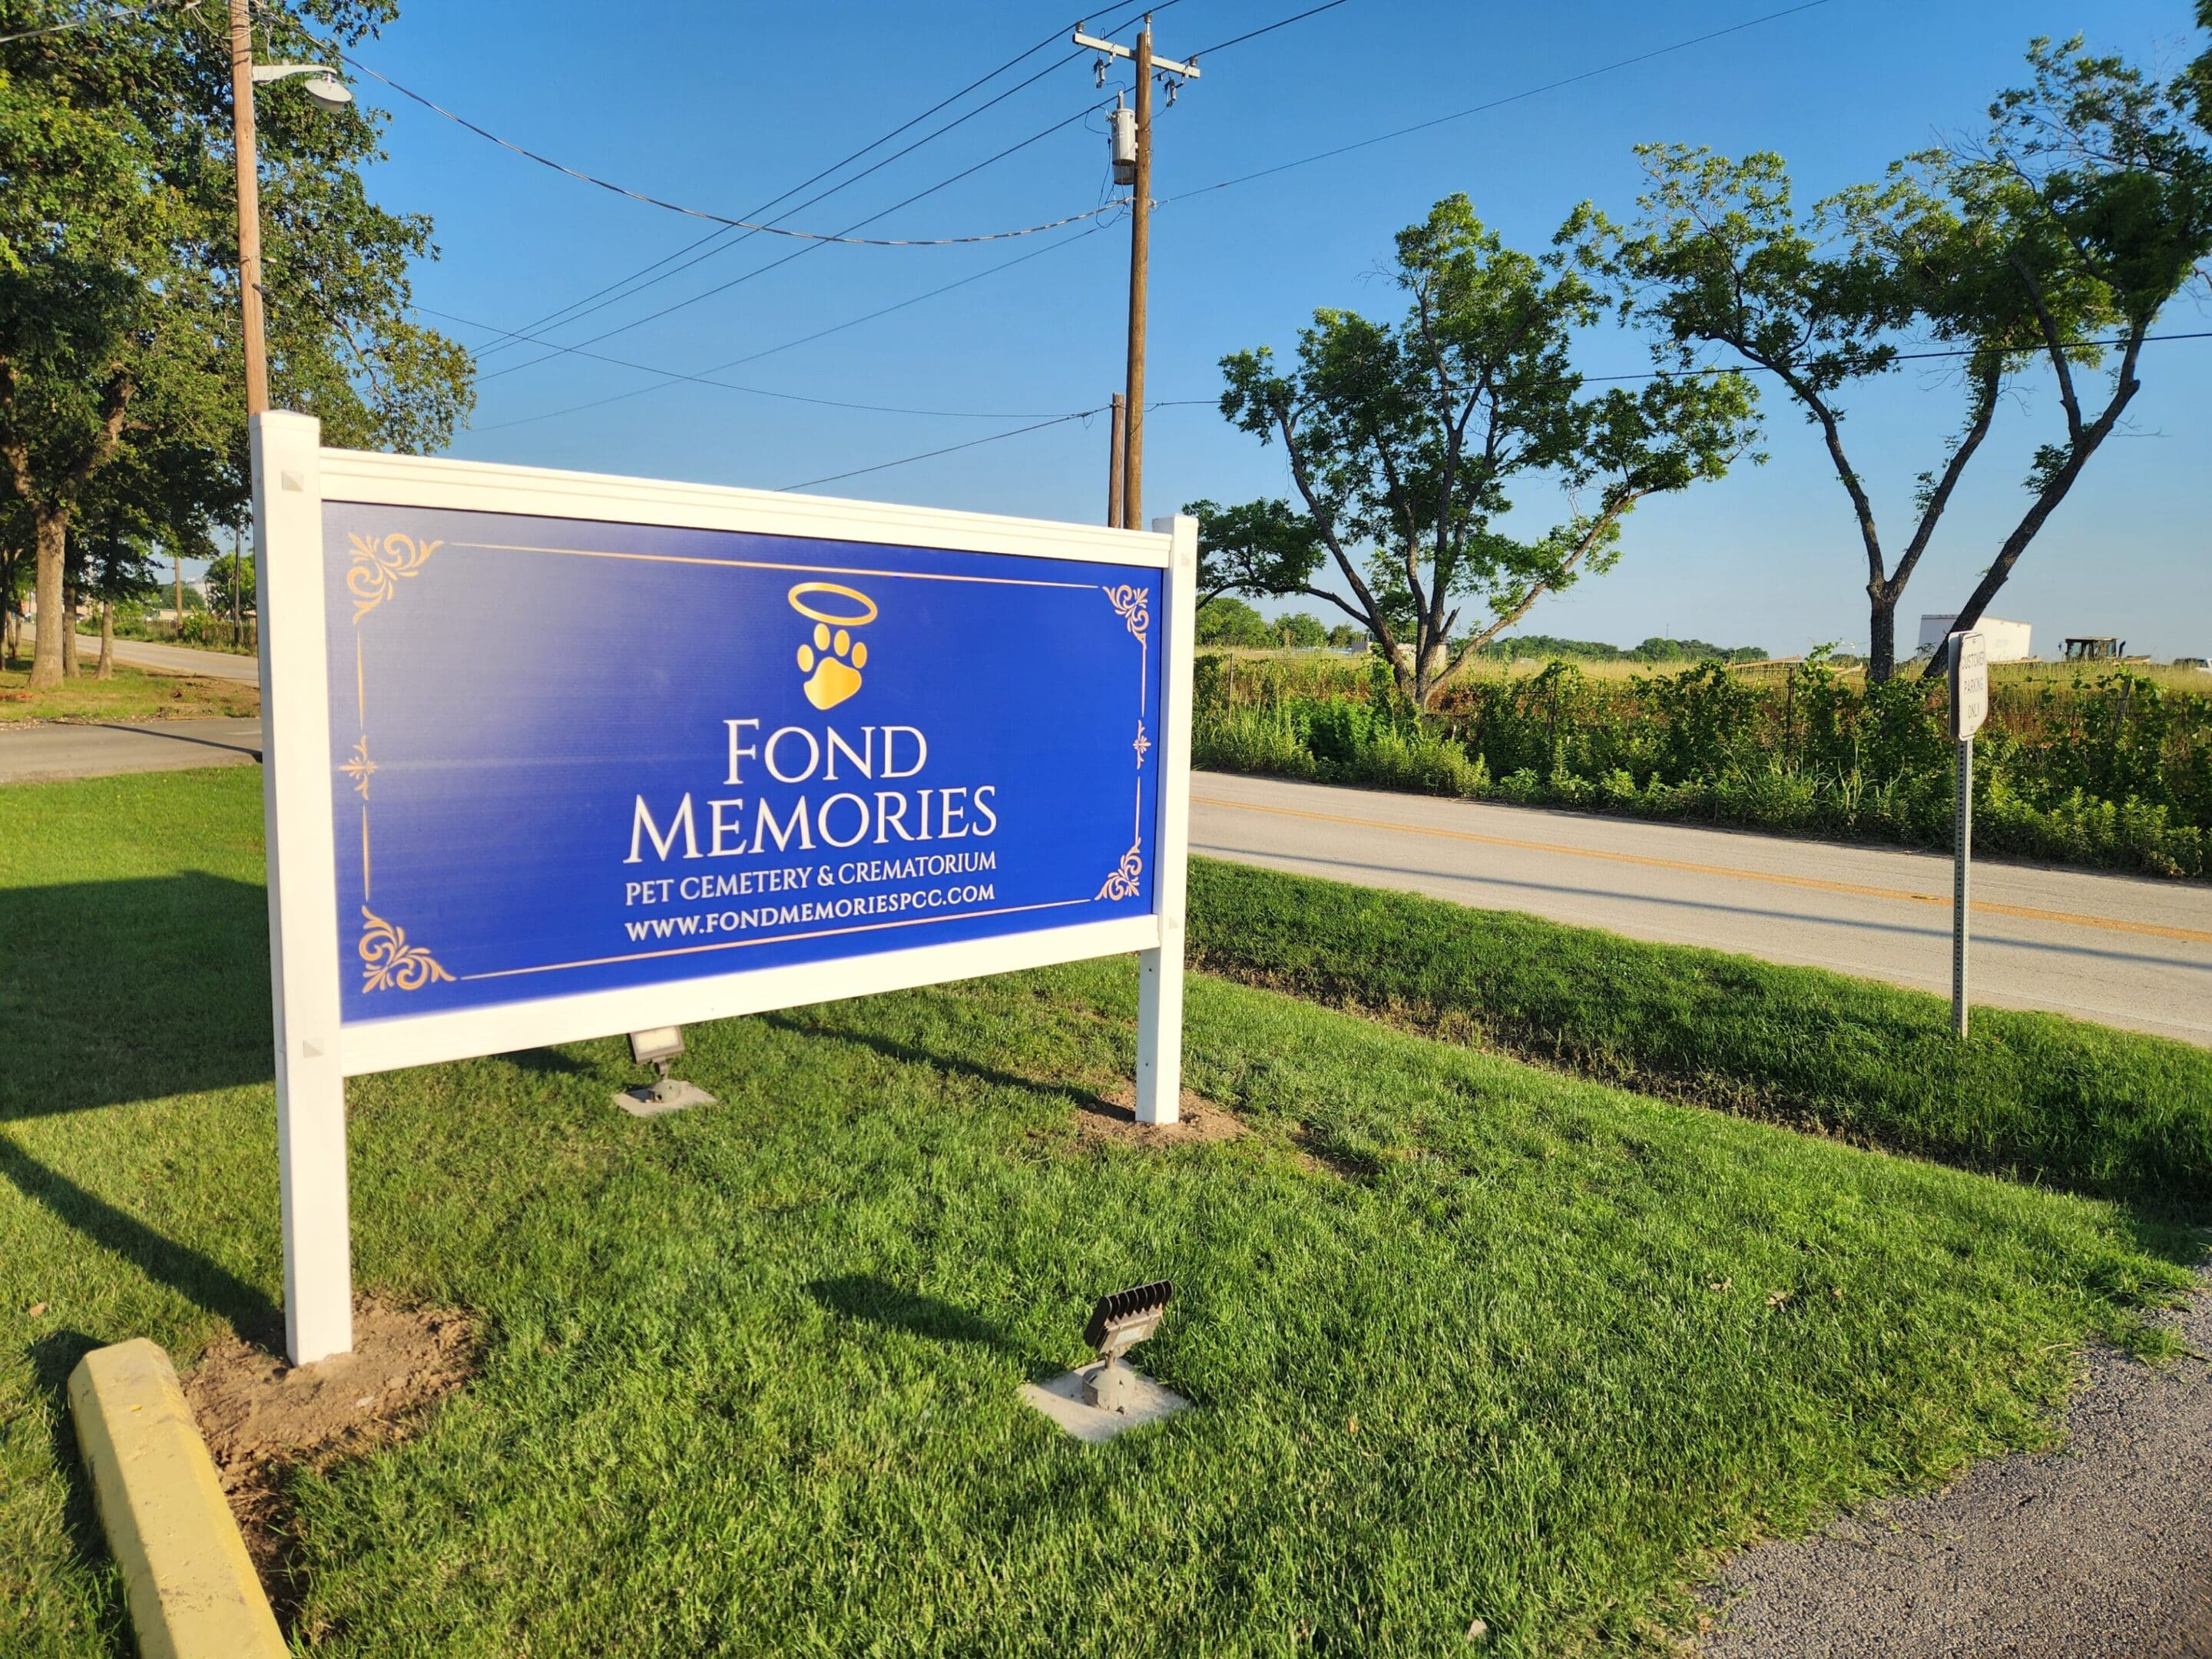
[452,541,1099,590]
[460,896,1094,982]
[1193,795,2212,948]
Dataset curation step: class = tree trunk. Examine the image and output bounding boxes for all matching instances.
[62,581,80,678]
[28,505,67,690]
[98,599,114,679]
[1866,590,1898,684]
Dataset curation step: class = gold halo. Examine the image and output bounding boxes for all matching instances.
[786,581,877,628]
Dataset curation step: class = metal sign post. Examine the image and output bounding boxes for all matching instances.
[1948,630,1988,1038]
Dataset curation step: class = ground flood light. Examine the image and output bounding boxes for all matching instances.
[1018,1278,1190,1443]
[1081,1279,1171,1410]
[612,1025,717,1118]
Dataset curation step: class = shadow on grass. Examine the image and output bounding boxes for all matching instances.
[757,1012,1111,1114]
[0,873,273,1121]
[24,1326,128,1631]
[807,1275,1025,1360]
[0,1135,281,1343]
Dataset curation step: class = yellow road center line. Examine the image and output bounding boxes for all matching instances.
[1193,794,2212,948]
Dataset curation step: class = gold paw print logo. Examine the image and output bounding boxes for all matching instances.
[790,582,876,711]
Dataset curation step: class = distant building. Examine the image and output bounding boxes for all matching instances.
[1918,614,2032,662]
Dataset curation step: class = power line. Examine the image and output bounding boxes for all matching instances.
[473,93,1120,386]
[0,0,187,45]
[773,393,1218,492]
[334,51,1124,247]
[471,16,1091,360]
[1188,0,1354,59]
[462,220,1114,434]
[477,0,1839,436]
[1157,0,1837,208]
[455,0,1180,370]
[1579,328,2212,385]
[417,303,1071,419]
[778,409,1104,492]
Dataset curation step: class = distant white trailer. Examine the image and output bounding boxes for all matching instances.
[1919,614,2032,662]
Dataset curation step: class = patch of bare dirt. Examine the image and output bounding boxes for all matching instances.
[183,1295,479,1622]
[1083,1084,1248,1148]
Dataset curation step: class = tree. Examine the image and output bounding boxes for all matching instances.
[77,502,160,677]
[1184,497,1326,611]
[204,546,254,620]
[1918,31,2212,674]
[1568,150,1966,682]
[1194,596,1276,648]
[2190,1,2212,133]
[1,2,472,690]
[1276,611,1327,647]
[1573,28,2210,685]
[1211,196,1757,707]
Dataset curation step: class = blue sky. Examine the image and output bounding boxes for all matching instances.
[326,0,2207,658]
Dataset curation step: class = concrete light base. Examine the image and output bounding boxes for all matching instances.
[1019,1362,1190,1444]
[612,1080,717,1118]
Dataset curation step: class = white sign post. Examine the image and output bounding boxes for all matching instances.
[1948,629,1988,1039]
[250,412,1196,1363]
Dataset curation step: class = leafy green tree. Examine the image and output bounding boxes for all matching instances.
[1276,611,1328,648]
[1213,196,1757,707]
[2189,1,2211,132]
[75,498,161,677]
[1572,28,2210,684]
[1568,151,1972,683]
[204,548,254,619]
[1194,596,1276,648]
[1184,497,1327,611]
[1,1,472,690]
[1916,31,2212,676]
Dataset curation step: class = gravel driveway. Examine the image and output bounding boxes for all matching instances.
[1701,1269,2212,1658]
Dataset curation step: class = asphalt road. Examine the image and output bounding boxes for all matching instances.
[71,632,260,684]
[0,717,263,785]
[1194,771,2212,1048]
[1702,1270,2212,1659]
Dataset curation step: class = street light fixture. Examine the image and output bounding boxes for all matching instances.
[251,63,353,108]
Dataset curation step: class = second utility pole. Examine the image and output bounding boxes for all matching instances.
[1076,18,1198,530]
[1122,22,1152,531]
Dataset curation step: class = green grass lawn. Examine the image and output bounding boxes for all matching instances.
[0,656,260,725]
[1190,858,2212,1208]
[1,767,2200,1657]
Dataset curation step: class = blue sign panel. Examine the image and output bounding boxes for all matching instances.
[322,503,1164,1025]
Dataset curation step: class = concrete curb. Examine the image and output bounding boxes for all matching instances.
[68,1338,286,1659]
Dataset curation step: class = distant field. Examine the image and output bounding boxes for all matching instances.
[2,764,2200,1658]
[1196,651,2212,879]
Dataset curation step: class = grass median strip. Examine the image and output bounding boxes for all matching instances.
[2,767,2204,1657]
[1188,856,2212,1208]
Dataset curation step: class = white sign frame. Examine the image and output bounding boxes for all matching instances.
[252,412,1197,1363]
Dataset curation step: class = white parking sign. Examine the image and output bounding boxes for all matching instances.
[1950,631,1988,740]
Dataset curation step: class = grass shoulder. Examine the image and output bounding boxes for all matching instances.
[1,766,2202,1656]
[1190,856,2212,1210]
[0,656,260,725]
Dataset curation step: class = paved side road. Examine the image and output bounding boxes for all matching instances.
[1194,771,2212,1047]
[1700,1273,2212,1659]
[71,632,260,684]
[0,717,262,784]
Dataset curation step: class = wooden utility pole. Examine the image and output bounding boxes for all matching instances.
[1074,19,1198,530]
[1122,22,1152,529]
[1108,393,1127,526]
[230,0,270,418]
